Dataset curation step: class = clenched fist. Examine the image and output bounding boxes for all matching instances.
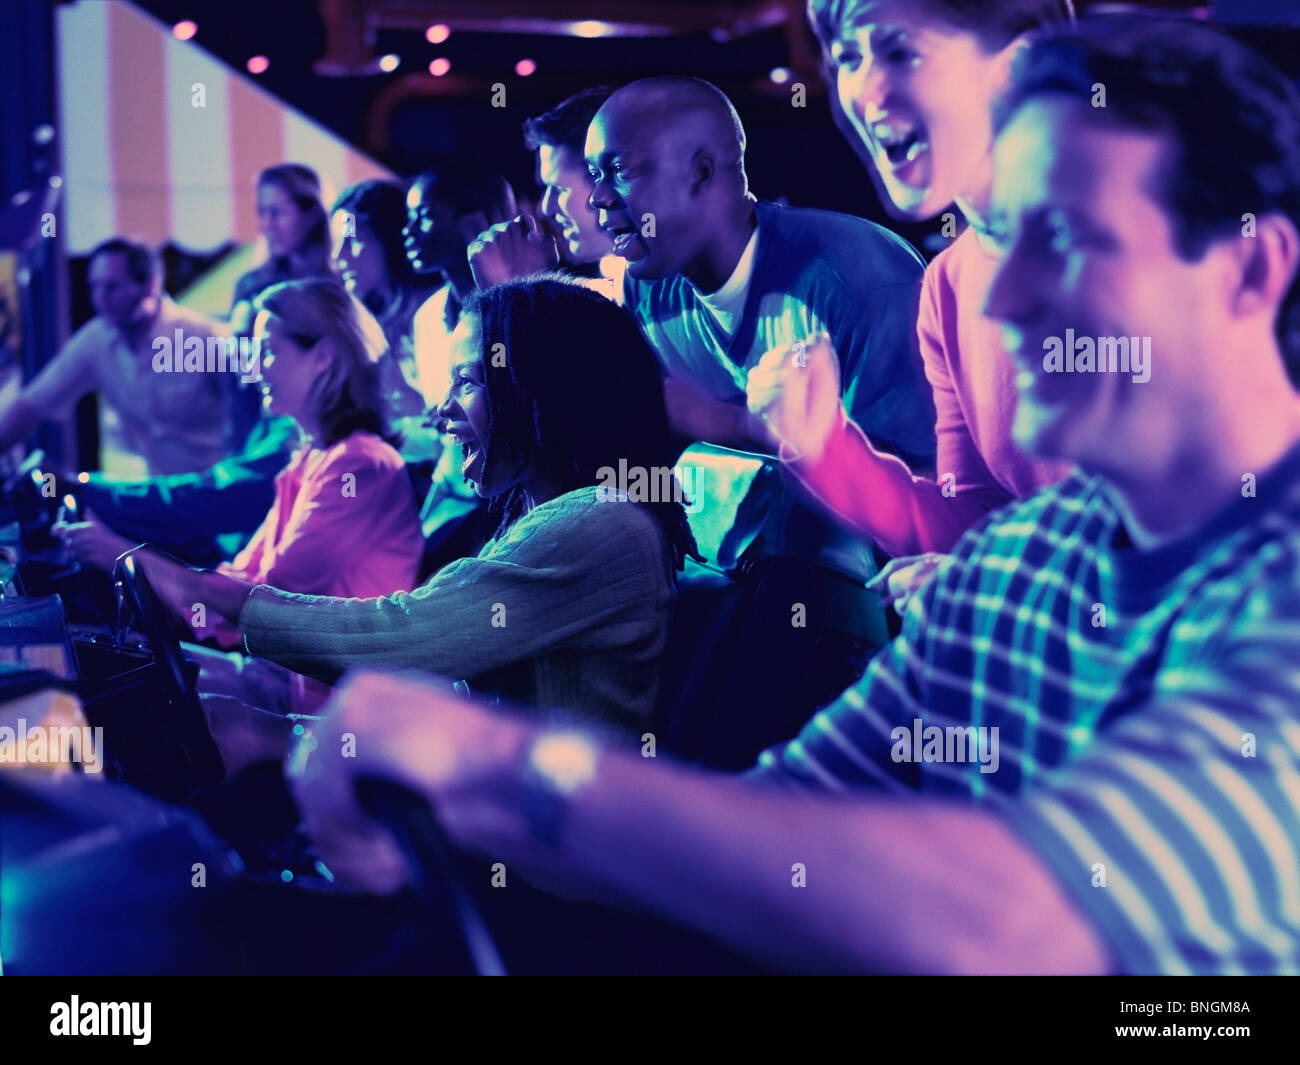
[468,213,560,289]
[288,669,533,894]
[745,332,846,463]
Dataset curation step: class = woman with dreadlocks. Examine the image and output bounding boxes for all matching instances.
[142,274,699,769]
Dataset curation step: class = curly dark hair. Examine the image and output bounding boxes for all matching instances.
[463,273,700,570]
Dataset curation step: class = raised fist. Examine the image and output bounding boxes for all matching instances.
[468,212,560,289]
[745,332,845,462]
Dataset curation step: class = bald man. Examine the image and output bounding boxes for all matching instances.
[586,77,935,743]
[587,76,931,454]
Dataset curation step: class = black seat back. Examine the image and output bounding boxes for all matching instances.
[652,557,886,770]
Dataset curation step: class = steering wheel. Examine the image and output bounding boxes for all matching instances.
[117,551,225,788]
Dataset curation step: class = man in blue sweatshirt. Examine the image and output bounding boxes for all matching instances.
[585,76,935,758]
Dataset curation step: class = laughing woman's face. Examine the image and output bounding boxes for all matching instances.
[828,1,1017,219]
[437,315,497,496]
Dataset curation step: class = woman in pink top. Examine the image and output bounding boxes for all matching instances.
[62,278,423,642]
[747,0,1074,594]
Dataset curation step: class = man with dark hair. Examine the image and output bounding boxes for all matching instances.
[586,78,932,464]
[522,86,617,268]
[402,166,518,569]
[469,87,624,302]
[297,16,1300,974]
[403,164,517,408]
[331,179,442,455]
[0,236,236,476]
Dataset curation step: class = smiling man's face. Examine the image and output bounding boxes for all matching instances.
[403,180,464,275]
[983,96,1222,477]
[584,99,701,281]
[537,143,610,264]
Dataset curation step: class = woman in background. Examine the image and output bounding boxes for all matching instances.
[330,179,446,458]
[230,164,333,337]
[61,277,424,642]
[746,0,1075,604]
[139,274,699,766]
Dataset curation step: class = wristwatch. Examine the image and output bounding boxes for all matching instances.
[518,729,600,847]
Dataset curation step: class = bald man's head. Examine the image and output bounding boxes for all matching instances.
[585,77,752,281]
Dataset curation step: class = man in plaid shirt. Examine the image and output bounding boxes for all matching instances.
[289,15,1300,973]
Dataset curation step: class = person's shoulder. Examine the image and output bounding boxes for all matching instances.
[292,434,403,493]
[953,469,1105,561]
[924,226,977,282]
[160,297,226,336]
[1233,448,1300,580]
[412,285,455,336]
[1000,467,1102,521]
[925,226,996,293]
[517,485,664,543]
[316,431,406,474]
[757,200,925,279]
[415,284,450,316]
[233,264,276,303]
[388,283,437,332]
[622,264,680,310]
[1187,476,1300,665]
[61,313,113,354]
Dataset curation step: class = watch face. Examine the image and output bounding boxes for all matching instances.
[523,731,599,845]
[529,731,598,793]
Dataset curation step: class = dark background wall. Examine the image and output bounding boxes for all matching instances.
[124,0,1300,259]
[10,0,1300,467]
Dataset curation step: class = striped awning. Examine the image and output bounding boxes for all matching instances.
[56,0,393,255]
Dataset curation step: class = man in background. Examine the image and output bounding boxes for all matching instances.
[404,164,517,408]
[469,87,625,302]
[0,237,238,477]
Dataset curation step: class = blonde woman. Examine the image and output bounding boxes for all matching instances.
[60,278,424,638]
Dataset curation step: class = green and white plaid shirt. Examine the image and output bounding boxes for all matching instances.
[754,442,1300,974]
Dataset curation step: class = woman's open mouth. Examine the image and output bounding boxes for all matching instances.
[446,426,482,478]
[872,120,930,185]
